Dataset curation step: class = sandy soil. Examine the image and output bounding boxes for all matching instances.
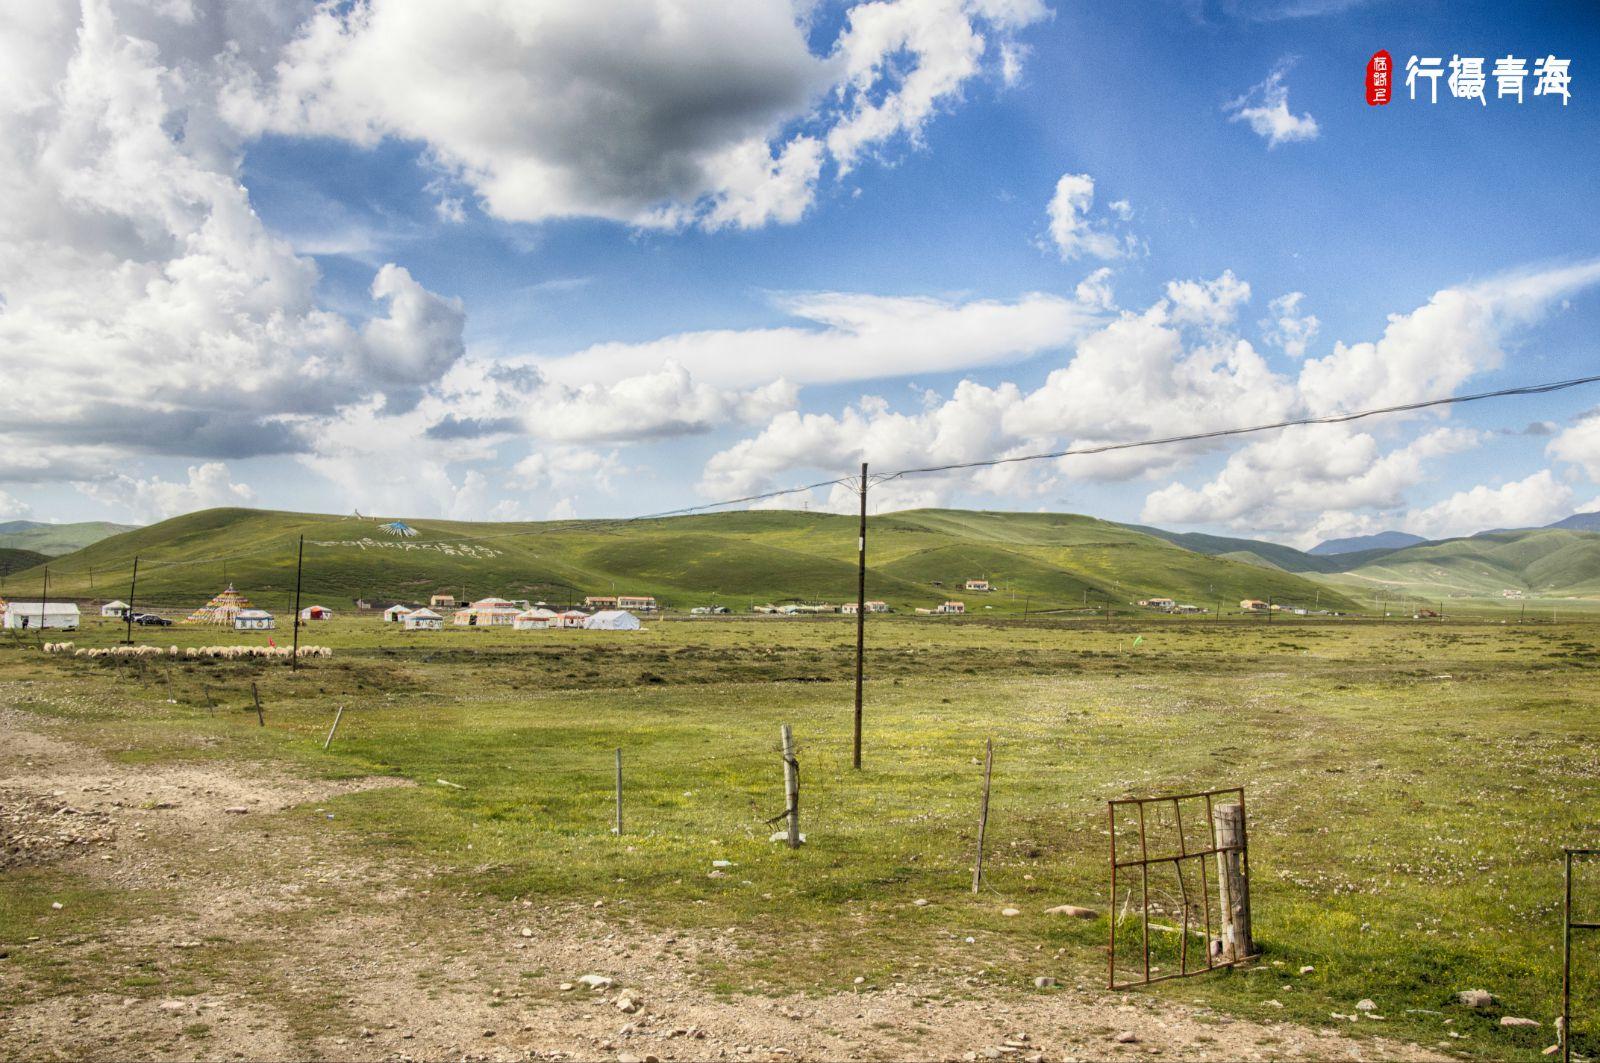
[0,701,1449,1063]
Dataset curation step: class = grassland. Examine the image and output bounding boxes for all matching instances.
[4,611,1600,1059]
[0,519,136,557]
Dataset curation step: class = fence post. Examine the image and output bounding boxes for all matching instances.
[252,682,264,727]
[781,724,799,849]
[1212,802,1253,961]
[323,705,345,750]
[613,747,623,835]
[972,737,993,893]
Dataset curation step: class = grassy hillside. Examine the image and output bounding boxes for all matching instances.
[3,506,1358,615]
[1321,528,1600,600]
[0,548,49,577]
[0,520,138,557]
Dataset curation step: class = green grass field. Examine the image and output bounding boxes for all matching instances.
[5,612,1600,1059]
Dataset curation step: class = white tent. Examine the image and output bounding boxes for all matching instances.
[402,607,442,630]
[583,609,641,631]
[4,602,80,630]
[233,609,275,631]
[383,604,413,622]
[513,607,558,631]
[299,605,334,621]
[101,600,130,618]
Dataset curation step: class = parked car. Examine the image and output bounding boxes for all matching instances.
[131,613,173,626]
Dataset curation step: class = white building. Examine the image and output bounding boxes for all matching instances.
[402,607,442,630]
[964,579,991,592]
[383,604,413,623]
[584,609,641,630]
[101,600,130,618]
[233,609,275,631]
[3,602,80,630]
[935,601,965,615]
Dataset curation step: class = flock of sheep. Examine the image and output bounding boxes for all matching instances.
[42,642,333,660]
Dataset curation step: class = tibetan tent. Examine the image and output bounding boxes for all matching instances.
[402,607,442,630]
[101,600,130,618]
[234,609,275,631]
[583,610,641,631]
[188,584,252,624]
[299,605,334,621]
[383,604,413,623]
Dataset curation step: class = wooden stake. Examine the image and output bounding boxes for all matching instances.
[323,704,345,750]
[1211,802,1253,961]
[613,747,623,835]
[972,737,993,894]
[252,682,264,727]
[781,723,799,849]
[853,462,867,770]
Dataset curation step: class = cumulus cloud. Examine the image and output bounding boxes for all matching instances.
[77,462,256,523]
[1225,62,1319,147]
[0,490,33,520]
[1261,291,1320,357]
[1549,411,1600,481]
[1404,470,1574,540]
[1045,173,1136,261]
[223,0,1048,230]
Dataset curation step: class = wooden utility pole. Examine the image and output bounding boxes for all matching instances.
[972,737,993,893]
[290,535,304,670]
[39,566,48,632]
[781,724,800,849]
[1212,802,1253,961]
[323,705,345,750]
[854,462,867,770]
[613,748,623,835]
[124,557,139,645]
[252,683,265,727]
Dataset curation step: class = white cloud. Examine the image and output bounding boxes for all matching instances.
[1262,291,1320,357]
[1045,173,1136,261]
[77,462,256,523]
[224,0,1047,231]
[510,447,625,494]
[1165,271,1251,330]
[1404,470,1574,540]
[1074,267,1116,310]
[0,489,33,520]
[1548,412,1600,482]
[537,290,1102,390]
[1225,63,1319,148]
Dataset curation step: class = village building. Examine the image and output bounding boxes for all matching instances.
[584,609,641,631]
[1240,599,1269,612]
[100,600,130,618]
[841,601,890,615]
[233,609,275,631]
[3,602,80,630]
[453,597,520,626]
[617,595,657,612]
[935,601,965,615]
[430,593,460,610]
[584,596,617,610]
[1138,597,1176,610]
[299,605,333,621]
[402,608,443,631]
[964,579,991,592]
[383,604,413,623]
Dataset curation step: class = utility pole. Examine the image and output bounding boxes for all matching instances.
[853,462,867,771]
[290,535,304,671]
[40,566,48,631]
[124,557,139,645]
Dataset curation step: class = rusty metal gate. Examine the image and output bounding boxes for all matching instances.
[1108,786,1256,989]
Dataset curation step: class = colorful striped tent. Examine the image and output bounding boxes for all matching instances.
[188,584,253,624]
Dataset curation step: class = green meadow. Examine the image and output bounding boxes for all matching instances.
[5,612,1600,1059]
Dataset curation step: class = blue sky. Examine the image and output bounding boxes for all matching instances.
[4,0,1599,547]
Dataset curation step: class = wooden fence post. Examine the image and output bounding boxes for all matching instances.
[613,747,623,835]
[972,737,993,893]
[323,705,345,750]
[252,682,264,727]
[781,724,799,849]
[1212,802,1253,961]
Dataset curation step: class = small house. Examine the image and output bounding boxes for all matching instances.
[935,601,965,615]
[383,604,413,623]
[964,579,991,592]
[101,600,130,618]
[617,595,657,613]
[584,595,618,610]
[429,593,459,610]
[299,605,333,621]
[234,609,275,631]
[402,607,443,630]
[3,602,80,630]
[1240,599,1269,612]
[1140,597,1175,610]
[841,601,890,615]
[584,609,641,631]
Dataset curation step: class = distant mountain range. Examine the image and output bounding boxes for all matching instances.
[0,520,140,557]
[1309,531,1428,555]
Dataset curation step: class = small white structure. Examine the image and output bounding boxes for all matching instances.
[101,600,131,618]
[402,607,442,630]
[454,597,520,626]
[299,605,334,621]
[555,610,589,629]
[233,609,275,631]
[383,604,413,623]
[934,600,965,615]
[4,602,80,630]
[964,579,991,592]
[584,609,641,631]
[513,607,558,630]
[841,601,890,615]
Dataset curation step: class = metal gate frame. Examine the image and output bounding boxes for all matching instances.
[1564,848,1600,1062]
[1108,786,1255,989]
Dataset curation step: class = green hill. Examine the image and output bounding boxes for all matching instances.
[3,507,1358,615]
[1321,528,1600,601]
[0,547,49,577]
[0,520,139,557]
